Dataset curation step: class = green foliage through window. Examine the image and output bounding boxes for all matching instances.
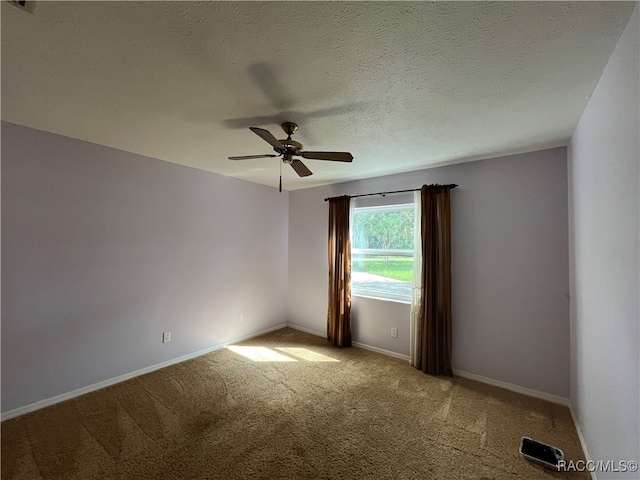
[352,207,414,250]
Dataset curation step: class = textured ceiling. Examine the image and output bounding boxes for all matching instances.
[1,1,636,190]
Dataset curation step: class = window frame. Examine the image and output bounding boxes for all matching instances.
[350,202,415,303]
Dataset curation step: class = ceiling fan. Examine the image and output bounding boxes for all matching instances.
[228,122,353,192]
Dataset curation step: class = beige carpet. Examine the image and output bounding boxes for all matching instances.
[2,327,588,479]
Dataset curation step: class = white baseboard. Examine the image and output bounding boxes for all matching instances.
[453,369,571,407]
[286,323,325,338]
[454,369,592,475]
[287,325,571,408]
[1,323,287,421]
[352,341,410,361]
[2,320,580,451]
[569,404,597,480]
[3,321,592,479]
[286,324,589,473]
[286,323,411,361]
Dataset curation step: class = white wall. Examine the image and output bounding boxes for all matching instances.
[288,147,571,397]
[568,6,639,477]
[1,122,289,413]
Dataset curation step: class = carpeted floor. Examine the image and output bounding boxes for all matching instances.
[1,327,588,479]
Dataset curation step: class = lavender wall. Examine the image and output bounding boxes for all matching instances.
[568,6,639,477]
[1,122,289,413]
[288,148,571,397]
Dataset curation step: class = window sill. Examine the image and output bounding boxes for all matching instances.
[352,292,412,305]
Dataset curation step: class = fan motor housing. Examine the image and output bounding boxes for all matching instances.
[278,139,303,153]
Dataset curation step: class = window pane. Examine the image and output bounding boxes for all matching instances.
[351,204,414,302]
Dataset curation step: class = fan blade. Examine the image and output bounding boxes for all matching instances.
[290,159,313,177]
[228,154,279,160]
[249,127,285,151]
[300,151,353,162]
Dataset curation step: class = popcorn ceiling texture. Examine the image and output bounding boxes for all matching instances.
[1,1,635,189]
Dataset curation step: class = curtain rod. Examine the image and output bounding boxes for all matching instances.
[323,184,457,202]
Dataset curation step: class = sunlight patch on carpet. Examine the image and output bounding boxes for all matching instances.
[227,346,297,362]
[276,347,340,362]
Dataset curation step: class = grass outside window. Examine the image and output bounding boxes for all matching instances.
[353,255,413,282]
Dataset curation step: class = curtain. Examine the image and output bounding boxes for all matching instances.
[414,185,453,376]
[327,195,352,347]
[409,190,422,367]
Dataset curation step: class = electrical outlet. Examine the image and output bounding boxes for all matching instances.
[391,327,398,338]
[163,332,171,343]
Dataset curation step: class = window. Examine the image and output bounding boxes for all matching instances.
[351,202,415,302]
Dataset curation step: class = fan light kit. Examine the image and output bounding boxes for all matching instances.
[228,122,353,192]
